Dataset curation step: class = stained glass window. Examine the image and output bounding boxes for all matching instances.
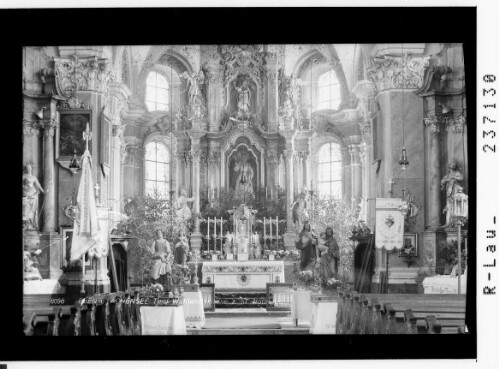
[317,142,342,198]
[318,70,341,110]
[144,141,170,198]
[145,71,169,111]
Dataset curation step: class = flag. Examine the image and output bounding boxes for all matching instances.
[375,198,404,251]
[70,149,100,261]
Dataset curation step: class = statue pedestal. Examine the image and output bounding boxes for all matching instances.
[283,232,296,250]
[190,231,203,252]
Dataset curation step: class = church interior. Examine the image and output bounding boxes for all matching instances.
[22,43,469,335]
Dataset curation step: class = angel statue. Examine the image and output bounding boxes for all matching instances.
[180,70,205,105]
[176,190,194,222]
[235,79,251,120]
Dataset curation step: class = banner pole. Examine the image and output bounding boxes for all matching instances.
[80,254,86,294]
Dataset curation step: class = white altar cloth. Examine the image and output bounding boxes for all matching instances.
[140,305,187,335]
[201,260,285,289]
[423,273,467,294]
[183,290,206,328]
[309,299,338,334]
[291,290,313,324]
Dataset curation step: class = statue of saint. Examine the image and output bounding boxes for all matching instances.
[24,245,43,281]
[23,164,44,231]
[174,230,190,265]
[234,161,254,200]
[318,227,340,284]
[151,230,172,287]
[235,79,251,120]
[295,221,318,270]
[292,191,310,233]
[176,190,194,222]
[441,162,465,228]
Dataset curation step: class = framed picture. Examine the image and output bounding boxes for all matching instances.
[399,233,418,257]
[56,109,92,161]
[266,283,294,311]
[200,283,215,312]
[60,226,92,269]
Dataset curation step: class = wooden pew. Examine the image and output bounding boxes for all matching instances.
[426,315,442,334]
[79,303,96,336]
[121,292,134,335]
[371,298,383,334]
[55,307,78,336]
[23,313,36,336]
[94,294,112,336]
[403,309,418,334]
[359,296,370,334]
[383,303,397,334]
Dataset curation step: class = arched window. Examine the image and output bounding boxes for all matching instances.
[144,141,170,198]
[317,142,342,198]
[145,71,169,111]
[318,70,341,110]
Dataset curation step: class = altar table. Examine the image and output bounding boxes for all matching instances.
[291,290,313,325]
[183,290,206,328]
[201,260,285,289]
[140,305,187,335]
[309,296,338,334]
[422,274,467,294]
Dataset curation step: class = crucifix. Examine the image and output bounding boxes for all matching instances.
[83,122,92,151]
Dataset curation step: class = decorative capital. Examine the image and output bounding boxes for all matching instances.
[424,114,441,134]
[190,149,203,163]
[125,144,142,166]
[23,120,40,137]
[367,54,430,93]
[54,53,117,96]
[446,115,466,133]
[41,119,58,137]
[112,124,125,139]
[282,149,295,161]
[207,151,219,163]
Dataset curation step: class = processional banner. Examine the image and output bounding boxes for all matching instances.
[70,149,101,261]
[375,198,404,251]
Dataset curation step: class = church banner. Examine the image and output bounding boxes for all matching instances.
[375,198,404,251]
[70,149,100,261]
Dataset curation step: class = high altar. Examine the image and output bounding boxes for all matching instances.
[201,204,285,289]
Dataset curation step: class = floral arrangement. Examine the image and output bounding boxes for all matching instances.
[399,242,417,267]
[308,194,359,281]
[116,192,190,284]
[138,283,166,297]
[171,264,192,285]
[326,277,343,290]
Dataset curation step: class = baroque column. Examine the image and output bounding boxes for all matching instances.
[424,115,442,229]
[41,118,57,233]
[265,53,279,132]
[350,143,362,208]
[188,130,205,251]
[283,149,295,249]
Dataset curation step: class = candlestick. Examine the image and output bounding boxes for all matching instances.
[263,218,267,248]
[207,218,210,253]
[276,216,279,245]
[269,218,273,247]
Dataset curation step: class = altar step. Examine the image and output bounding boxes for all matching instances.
[214,291,269,309]
[187,314,310,335]
[206,307,289,317]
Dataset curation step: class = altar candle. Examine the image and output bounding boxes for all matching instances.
[266,187,268,199]
[263,218,266,248]
[269,218,273,245]
[276,216,279,244]
[207,218,210,252]
[220,218,223,253]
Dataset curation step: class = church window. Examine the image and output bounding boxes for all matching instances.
[145,71,169,111]
[317,70,341,110]
[144,141,170,198]
[317,142,342,198]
